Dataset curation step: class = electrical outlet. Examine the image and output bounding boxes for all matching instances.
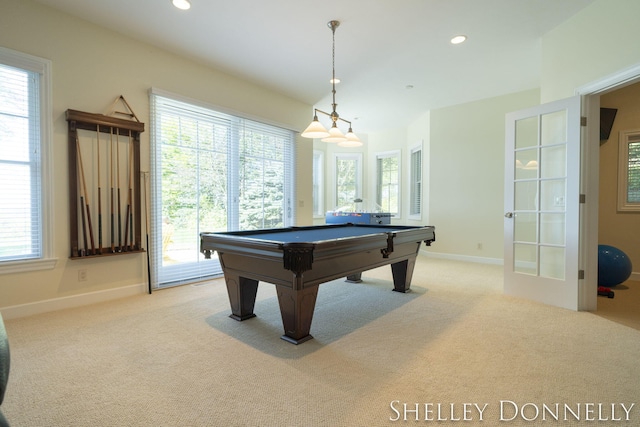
[78,269,88,281]
[477,243,483,250]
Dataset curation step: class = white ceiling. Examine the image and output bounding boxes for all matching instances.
[35,0,595,134]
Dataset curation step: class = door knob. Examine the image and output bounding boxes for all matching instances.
[504,212,514,218]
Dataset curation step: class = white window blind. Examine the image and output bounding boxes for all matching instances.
[410,146,422,217]
[617,130,640,211]
[312,150,324,217]
[150,91,295,288]
[0,48,53,271]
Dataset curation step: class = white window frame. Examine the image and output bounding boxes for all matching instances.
[408,143,423,220]
[332,152,363,211]
[617,129,640,212]
[0,47,55,275]
[375,150,401,217]
[312,149,325,218]
[150,89,296,288]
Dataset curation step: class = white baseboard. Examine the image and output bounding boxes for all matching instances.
[0,283,147,320]
[421,249,503,265]
[420,250,640,283]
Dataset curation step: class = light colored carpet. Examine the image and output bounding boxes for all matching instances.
[2,257,639,426]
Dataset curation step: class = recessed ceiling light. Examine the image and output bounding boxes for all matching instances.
[451,35,467,45]
[172,0,191,10]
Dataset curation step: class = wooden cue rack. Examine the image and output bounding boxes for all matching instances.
[66,109,145,259]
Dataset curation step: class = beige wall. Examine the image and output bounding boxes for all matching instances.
[599,82,640,268]
[427,89,540,262]
[0,0,312,311]
[540,0,640,102]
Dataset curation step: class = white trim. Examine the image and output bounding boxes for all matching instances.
[0,283,147,320]
[579,95,600,311]
[576,65,640,311]
[0,47,54,271]
[0,258,57,275]
[575,62,640,96]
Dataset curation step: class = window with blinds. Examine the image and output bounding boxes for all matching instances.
[375,150,400,216]
[150,91,295,288]
[312,150,324,217]
[0,48,53,271]
[617,130,640,212]
[410,145,422,218]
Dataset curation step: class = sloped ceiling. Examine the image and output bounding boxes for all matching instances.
[35,0,595,133]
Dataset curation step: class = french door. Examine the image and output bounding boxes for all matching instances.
[504,96,582,310]
[150,91,295,289]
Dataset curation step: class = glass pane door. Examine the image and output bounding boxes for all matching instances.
[513,110,567,279]
[504,96,581,310]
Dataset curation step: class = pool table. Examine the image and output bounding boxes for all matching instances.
[200,223,435,344]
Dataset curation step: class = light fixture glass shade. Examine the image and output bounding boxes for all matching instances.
[301,117,330,139]
[321,124,347,143]
[172,0,191,10]
[338,128,363,147]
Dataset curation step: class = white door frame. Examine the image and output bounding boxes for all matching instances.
[577,63,640,311]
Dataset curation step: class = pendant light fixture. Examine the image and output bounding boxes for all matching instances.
[301,20,362,147]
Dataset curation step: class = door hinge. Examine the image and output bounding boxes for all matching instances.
[578,270,585,280]
[580,194,586,204]
[581,116,587,126]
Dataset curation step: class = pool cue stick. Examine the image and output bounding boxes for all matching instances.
[128,131,134,250]
[143,172,152,294]
[78,135,88,255]
[123,132,132,251]
[96,127,103,254]
[110,128,115,253]
[117,130,122,252]
[80,192,88,256]
[76,135,96,255]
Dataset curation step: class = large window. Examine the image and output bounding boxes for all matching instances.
[150,90,295,288]
[0,47,53,273]
[312,150,324,217]
[334,153,362,211]
[376,150,400,215]
[618,129,640,211]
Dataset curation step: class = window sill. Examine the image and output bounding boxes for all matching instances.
[0,258,58,275]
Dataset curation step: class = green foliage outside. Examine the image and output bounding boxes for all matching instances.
[159,113,288,260]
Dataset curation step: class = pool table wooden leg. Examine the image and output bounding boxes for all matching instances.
[345,272,362,283]
[225,275,258,321]
[390,257,417,293]
[276,284,319,344]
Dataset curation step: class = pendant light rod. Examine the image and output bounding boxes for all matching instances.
[301,20,362,146]
[329,20,340,124]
